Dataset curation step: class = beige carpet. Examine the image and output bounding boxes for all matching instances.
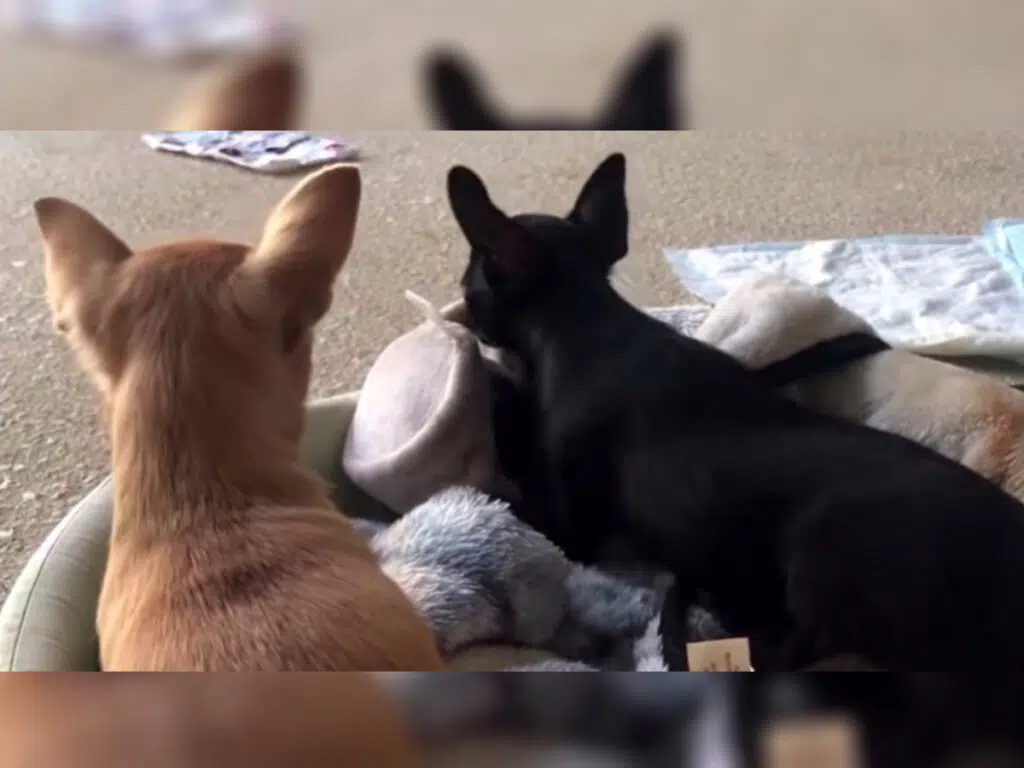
[1,0,1024,128]
[3,131,1024,598]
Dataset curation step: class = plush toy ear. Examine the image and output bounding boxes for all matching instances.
[33,197,132,332]
[243,163,360,335]
[598,31,683,130]
[166,46,302,130]
[447,165,540,278]
[567,153,629,268]
[423,50,503,130]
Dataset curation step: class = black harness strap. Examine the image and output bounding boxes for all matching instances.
[753,331,891,389]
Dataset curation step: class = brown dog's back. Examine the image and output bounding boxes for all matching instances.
[98,505,442,671]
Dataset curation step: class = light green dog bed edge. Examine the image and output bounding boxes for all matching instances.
[0,392,389,672]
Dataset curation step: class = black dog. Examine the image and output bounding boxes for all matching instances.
[445,152,1024,672]
[423,31,685,130]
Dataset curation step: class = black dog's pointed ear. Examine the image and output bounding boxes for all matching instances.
[568,153,629,267]
[447,165,539,276]
[598,31,684,130]
[424,50,503,130]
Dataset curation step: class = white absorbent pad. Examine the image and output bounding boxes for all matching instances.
[665,227,1024,360]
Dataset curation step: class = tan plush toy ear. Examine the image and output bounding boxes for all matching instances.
[33,197,131,330]
[243,163,361,330]
[166,46,301,130]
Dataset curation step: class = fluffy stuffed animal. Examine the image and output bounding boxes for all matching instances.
[351,485,661,665]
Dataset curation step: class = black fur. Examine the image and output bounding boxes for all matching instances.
[752,332,891,388]
[489,368,551,523]
[423,31,685,130]
[446,152,1024,673]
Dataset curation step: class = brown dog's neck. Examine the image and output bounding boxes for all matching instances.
[107,369,329,538]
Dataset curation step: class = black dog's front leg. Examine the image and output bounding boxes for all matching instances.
[547,461,604,565]
[545,442,619,566]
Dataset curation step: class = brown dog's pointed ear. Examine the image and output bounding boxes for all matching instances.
[34,198,131,328]
[34,198,132,265]
[599,31,683,130]
[243,163,360,330]
[423,50,503,130]
[447,165,539,277]
[166,46,302,130]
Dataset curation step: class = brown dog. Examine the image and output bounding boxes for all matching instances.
[0,674,423,768]
[33,163,443,673]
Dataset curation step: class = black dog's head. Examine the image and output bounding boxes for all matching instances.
[424,32,684,130]
[447,152,629,349]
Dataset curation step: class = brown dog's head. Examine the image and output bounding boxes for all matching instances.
[33,164,360,455]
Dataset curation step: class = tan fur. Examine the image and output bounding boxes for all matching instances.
[696,273,1024,503]
[34,164,443,674]
[0,674,423,768]
[166,45,301,130]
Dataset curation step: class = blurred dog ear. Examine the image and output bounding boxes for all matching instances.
[423,50,503,130]
[598,31,684,130]
[166,45,302,130]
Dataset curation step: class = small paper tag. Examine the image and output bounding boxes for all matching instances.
[762,716,862,768]
[685,637,752,671]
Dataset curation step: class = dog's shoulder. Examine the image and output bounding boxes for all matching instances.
[98,506,440,671]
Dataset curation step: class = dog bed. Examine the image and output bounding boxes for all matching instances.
[0,289,733,673]
[0,392,674,671]
[2,290,917,672]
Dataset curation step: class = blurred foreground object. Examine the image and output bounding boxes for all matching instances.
[166,44,299,128]
[762,716,862,768]
[422,29,687,130]
[0,674,424,768]
[0,0,296,61]
[390,672,722,765]
[392,674,1024,768]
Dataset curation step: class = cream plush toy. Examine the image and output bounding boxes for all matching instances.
[342,292,516,515]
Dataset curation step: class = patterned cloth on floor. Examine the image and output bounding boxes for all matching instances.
[141,131,359,174]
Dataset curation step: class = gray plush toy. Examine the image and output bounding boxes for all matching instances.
[350,485,660,667]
